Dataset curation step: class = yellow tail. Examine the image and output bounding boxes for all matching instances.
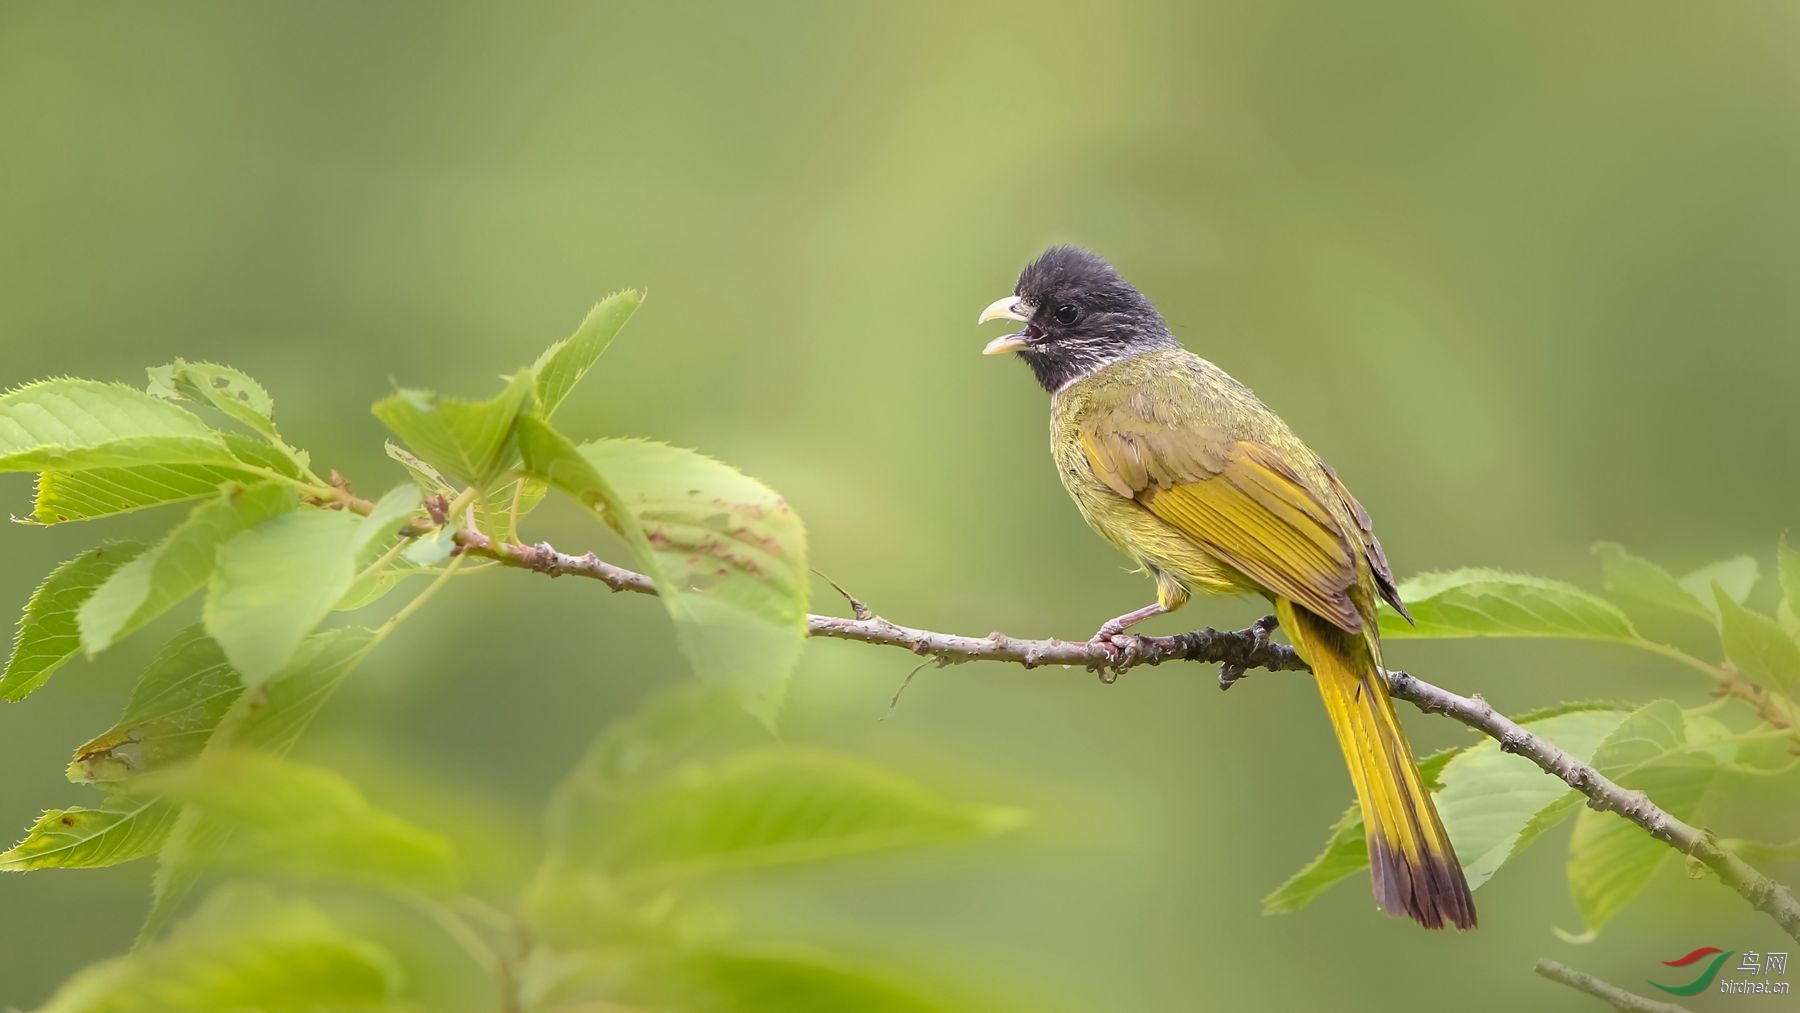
[1277,599,1477,930]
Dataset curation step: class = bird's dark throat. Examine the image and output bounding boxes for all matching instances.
[1020,340,1110,393]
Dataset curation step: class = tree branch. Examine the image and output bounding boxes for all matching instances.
[448,526,1800,942]
[1534,959,1691,1013]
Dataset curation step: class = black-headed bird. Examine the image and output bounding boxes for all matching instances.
[978,246,1475,930]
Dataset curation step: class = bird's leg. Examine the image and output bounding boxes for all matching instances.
[1218,614,1280,691]
[1091,602,1168,642]
[1087,602,1169,679]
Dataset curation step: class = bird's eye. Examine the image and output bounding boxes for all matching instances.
[1053,304,1080,325]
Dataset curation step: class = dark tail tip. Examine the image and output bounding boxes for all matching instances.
[1370,838,1478,931]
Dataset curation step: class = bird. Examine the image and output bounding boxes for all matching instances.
[977,246,1476,931]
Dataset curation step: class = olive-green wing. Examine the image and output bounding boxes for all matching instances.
[1318,461,1412,623]
[1077,412,1365,632]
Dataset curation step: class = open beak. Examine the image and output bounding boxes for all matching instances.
[977,296,1033,355]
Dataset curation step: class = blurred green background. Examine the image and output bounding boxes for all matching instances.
[3,2,1798,1009]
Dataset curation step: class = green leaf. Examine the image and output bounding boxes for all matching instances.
[26,432,297,527]
[1724,837,1800,865]
[526,689,769,945]
[336,564,428,612]
[1,542,148,700]
[1730,728,1798,774]
[517,419,809,726]
[1263,799,1381,917]
[69,626,243,783]
[553,687,765,803]
[1680,556,1758,617]
[219,432,306,478]
[604,950,957,1013]
[145,627,382,934]
[147,359,279,441]
[338,485,427,605]
[135,750,458,896]
[40,883,402,1012]
[402,527,456,568]
[384,439,453,494]
[472,475,547,541]
[1714,586,1800,698]
[1778,534,1800,636]
[372,370,534,486]
[78,483,296,654]
[203,489,416,685]
[532,290,642,417]
[209,626,382,754]
[1431,708,1636,891]
[353,485,425,556]
[1568,701,1718,932]
[0,796,178,871]
[30,462,262,525]
[1378,568,1638,642]
[1511,699,1634,724]
[1262,748,1457,915]
[1593,541,1713,622]
[14,626,379,880]
[569,747,1022,890]
[310,890,504,1013]
[0,379,231,472]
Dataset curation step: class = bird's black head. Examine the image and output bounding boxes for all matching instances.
[978,246,1176,392]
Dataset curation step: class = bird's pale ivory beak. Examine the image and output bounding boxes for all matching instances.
[978,295,1032,355]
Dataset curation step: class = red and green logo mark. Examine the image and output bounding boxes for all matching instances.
[1650,947,1734,996]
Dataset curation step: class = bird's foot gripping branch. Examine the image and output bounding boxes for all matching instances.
[2,294,1798,1009]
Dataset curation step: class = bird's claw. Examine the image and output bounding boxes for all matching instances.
[1086,633,1144,683]
[1218,614,1279,692]
[1217,660,1246,691]
[1086,635,1120,682]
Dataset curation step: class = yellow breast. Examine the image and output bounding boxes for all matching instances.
[1048,377,1258,609]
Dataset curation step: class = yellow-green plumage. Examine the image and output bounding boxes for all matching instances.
[1051,345,1476,930]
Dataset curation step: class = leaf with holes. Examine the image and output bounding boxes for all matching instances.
[148,360,281,442]
[0,796,178,871]
[517,419,808,727]
[2,542,147,700]
[68,626,243,783]
[13,626,378,879]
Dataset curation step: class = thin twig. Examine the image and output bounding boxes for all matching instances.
[441,526,1800,942]
[1387,668,1800,942]
[1534,959,1691,1013]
